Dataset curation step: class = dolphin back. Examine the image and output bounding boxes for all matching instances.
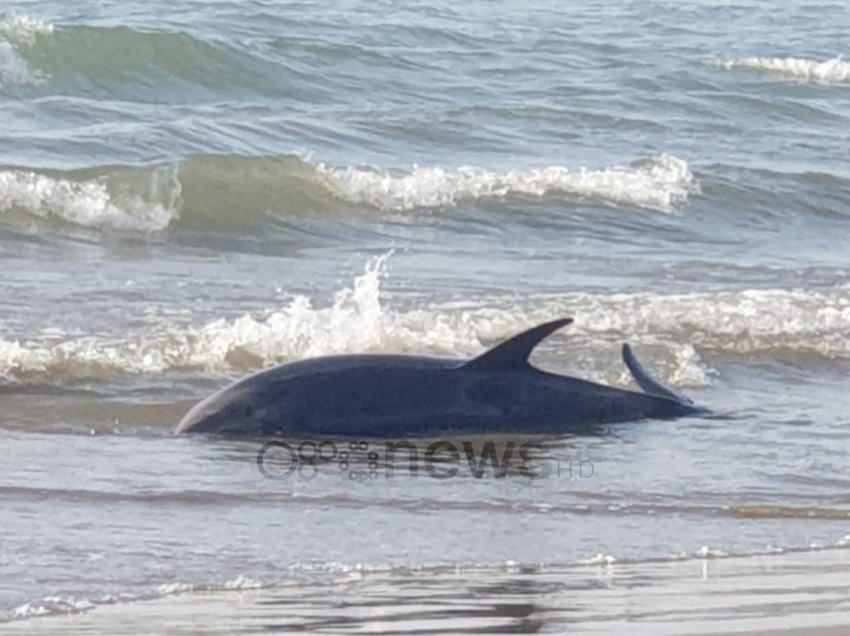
[462,317,573,371]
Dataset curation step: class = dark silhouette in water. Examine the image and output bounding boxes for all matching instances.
[176,318,707,437]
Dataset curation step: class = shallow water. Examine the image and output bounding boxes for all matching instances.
[7,549,850,635]
[2,0,850,629]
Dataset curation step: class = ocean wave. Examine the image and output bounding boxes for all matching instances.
[709,55,850,84]
[2,255,850,383]
[0,14,52,87]
[0,19,291,99]
[706,163,850,221]
[0,165,181,231]
[0,153,696,233]
[318,154,697,213]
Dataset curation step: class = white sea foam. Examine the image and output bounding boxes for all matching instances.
[580,553,617,565]
[1,154,695,230]
[710,55,850,84]
[318,154,698,213]
[155,576,263,593]
[0,42,43,87]
[0,14,52,87]
[0,14,54,46]
[6,576,264,622]
[3,257,850,383]
[0,167,181,231]
[155,582,196,596]
[8,596,94,620]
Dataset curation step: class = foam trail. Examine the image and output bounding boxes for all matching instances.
[318,154,698,213]
[0,167,181,231]
[710,56,850,84]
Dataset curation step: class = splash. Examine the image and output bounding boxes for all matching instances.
[188,253,395,366]
[5,257,850,385]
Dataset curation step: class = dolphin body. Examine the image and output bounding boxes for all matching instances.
[175,318,707,438]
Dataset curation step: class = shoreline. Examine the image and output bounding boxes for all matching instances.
[5,548,850,635]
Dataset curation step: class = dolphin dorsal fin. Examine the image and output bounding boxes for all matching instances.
[464,318,573,371]
[622,343,694,405]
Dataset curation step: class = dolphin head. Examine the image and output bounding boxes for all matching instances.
[176,371,295,437]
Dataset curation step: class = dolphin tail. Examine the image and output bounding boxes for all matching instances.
[622,343,695,405]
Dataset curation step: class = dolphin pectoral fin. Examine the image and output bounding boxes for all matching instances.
[463,317,573,372]
[622,343,695,405]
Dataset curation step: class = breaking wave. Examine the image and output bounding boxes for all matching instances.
[709,55,850,84]
[1,255,849,384]
[0,153,697,233]
[0,14,53,47]
[317,154,697,213]
[0,14,52,87]
[0,165,181,231]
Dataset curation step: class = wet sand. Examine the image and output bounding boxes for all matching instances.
[6,548,849,635]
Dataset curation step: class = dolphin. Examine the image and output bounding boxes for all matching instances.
[175,318,708,438]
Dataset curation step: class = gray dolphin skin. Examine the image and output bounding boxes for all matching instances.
[175,318,708,438]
